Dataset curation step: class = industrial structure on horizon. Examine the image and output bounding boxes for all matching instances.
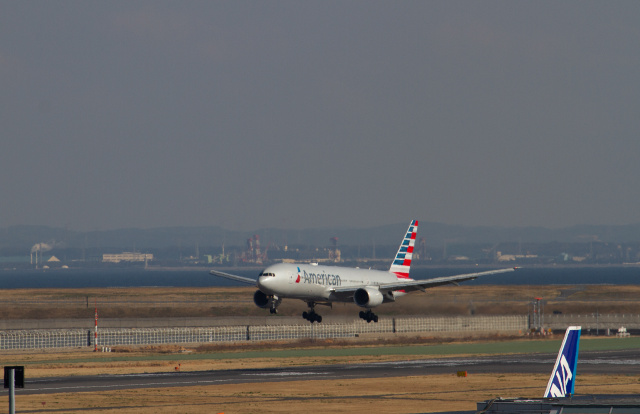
[102,253,153,264]
[2,225,640,270]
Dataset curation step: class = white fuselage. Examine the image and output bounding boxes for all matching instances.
[257,262,407,302]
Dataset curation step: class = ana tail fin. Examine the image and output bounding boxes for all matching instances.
[544,326,581,398]
[389,220,418,279]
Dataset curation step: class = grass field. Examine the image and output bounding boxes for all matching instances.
[3,284,640,412]
[3,335,640,413]
[12,374,640,414]
[8,335,640,371]
[3,284,640,319]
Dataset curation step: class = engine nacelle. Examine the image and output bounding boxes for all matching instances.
[353,286,384,308]
[253,290,271,309]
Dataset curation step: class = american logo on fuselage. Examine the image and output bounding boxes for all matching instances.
[302,270,342,286]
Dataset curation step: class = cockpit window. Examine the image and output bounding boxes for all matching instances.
[259,272,275,277]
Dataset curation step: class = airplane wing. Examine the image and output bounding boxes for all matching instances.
[331,267,517,296]
[209,270,258,286]
[378,267,517,292]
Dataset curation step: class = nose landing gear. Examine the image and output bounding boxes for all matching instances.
[269,295,281,314]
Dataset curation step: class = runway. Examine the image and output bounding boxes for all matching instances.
[15,349,640,396]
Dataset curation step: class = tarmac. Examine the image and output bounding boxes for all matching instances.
[14,349,640,396]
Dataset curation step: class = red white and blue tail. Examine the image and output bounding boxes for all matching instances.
[390,220,418,279]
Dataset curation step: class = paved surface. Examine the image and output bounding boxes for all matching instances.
[15,349,640,395]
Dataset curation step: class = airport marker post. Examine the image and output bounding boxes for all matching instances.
[94,301,98,352]
[4,366,24,414]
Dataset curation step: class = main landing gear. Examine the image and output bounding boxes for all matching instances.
[359,309,378,323]
[302,302,322,323]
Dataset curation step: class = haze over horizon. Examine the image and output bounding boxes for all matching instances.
[2,2,639,232]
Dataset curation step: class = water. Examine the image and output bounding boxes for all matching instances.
[0,266,638,289]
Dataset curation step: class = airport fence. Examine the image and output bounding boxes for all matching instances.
[545,313,640,331]
[0,315,527,350]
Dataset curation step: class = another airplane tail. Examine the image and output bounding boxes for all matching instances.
[389,220,418,279]
[544,326,581,398]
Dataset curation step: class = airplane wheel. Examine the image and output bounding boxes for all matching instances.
[359,311,365,319]
[373,315,378,323]
[316,314,322,323]
[302,311,308,320]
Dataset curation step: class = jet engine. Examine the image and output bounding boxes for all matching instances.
[353,286,384,308]
[253,290,271,308]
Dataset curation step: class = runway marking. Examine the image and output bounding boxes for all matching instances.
[18,380,233,392]
[583,359,640,365]
[242,371,329,377]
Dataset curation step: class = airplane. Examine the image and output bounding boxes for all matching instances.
[210,220,516,323]
[544,326,581,398]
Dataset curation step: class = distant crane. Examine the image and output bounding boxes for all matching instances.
[329,237,341,262]
[241,235,268,264]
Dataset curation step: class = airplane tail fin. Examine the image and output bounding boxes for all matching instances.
[544,326,581,398]
[389,220,418,279]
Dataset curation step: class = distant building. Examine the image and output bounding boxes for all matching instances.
[102,252,153,263]
[496,251,538,262]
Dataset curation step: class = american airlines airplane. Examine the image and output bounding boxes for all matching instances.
[210,220,516,323]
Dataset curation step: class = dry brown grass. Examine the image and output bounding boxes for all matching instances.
[2,284,640,320]
[12,374,640,413]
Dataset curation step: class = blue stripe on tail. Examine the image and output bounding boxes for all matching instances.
[544,326,581,398]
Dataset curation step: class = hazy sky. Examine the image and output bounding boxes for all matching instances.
[2,2,639,231]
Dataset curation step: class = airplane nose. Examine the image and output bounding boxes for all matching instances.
[257,275,272,291]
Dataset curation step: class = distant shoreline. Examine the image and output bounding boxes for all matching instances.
[0,264,638,288]
[2,262,640,273]
[144,263,640,271]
